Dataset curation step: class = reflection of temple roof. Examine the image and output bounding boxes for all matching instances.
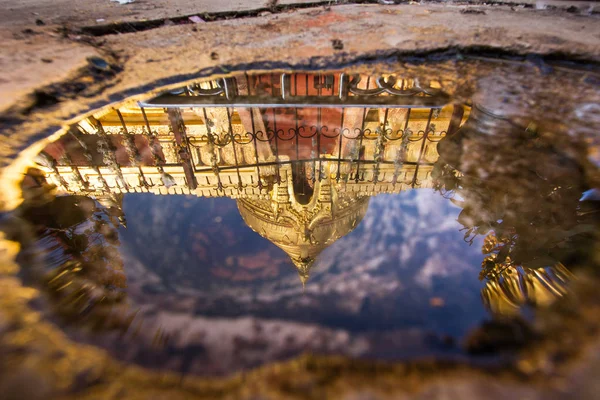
[238,175,369,285]
[481,263,573,316]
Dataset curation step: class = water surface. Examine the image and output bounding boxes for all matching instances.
[6,69,599,377]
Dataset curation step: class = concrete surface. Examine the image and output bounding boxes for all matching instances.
[0,1,600,399]
[1,1,599,114]
[0,0,279,27]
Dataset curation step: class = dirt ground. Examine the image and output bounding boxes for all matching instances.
[1,1,600,399]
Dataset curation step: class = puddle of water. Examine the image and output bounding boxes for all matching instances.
[2,69,600,380]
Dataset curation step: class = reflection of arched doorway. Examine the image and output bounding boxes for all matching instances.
[291,161,314,204]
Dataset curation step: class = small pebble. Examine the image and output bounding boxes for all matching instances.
[188,15,205,23]
[332,39,343,50]
[87,56,110,71]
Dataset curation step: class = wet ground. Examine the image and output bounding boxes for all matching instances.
[0,60,600,399]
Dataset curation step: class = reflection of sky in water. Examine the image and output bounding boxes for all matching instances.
[118,189,487,343]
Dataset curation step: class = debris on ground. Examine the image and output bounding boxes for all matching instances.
[461,8,487,14]
[188,16,205,23]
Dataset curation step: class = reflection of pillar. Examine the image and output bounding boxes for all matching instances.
[379,108,409,131]
[447,104,465,136]
[195,105,276,171]
[337,76,376,159]
[202,107,242,165]
[380,108,410,168]
[335,76,381,161]
[338,108,367,159]
[236,75,274,163]
[167,109,198,189]
[91,117,130,190]
[238,108,274,161]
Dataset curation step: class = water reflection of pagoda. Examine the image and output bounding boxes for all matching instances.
[38,72,465,285]
[31,71,584,314]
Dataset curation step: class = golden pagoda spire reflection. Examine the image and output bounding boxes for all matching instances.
[238,170,370,284]
[296,260,310,290]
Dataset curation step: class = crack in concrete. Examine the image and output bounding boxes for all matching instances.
[75,0,537,37]
[73,0,599,37]
[77,1,369,36]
